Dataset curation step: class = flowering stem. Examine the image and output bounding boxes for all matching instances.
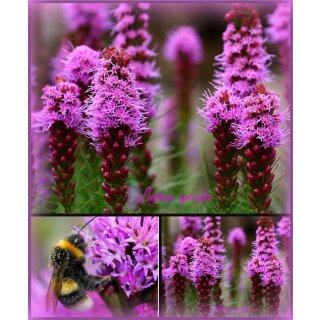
[250,274,264,315]
[245,138,276,213]
[132,129,157,213]
[212,279,224,315]
[265,283,281,315]
[195,275,211,316]
[213,120,240,212]
[229,245,242,305]
[49,121,77,214]
[100,126,130,214]
[172,273,187,316]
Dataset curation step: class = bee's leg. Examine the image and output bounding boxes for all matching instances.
[83,275,112,291]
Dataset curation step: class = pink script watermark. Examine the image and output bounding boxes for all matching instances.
[135,186,212,207]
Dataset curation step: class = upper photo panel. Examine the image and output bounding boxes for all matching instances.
[30,2,292,214]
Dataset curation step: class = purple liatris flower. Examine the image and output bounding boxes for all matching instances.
[62,45,100,93]
[85,47,148,213]
[85,217,158,298]
[253,217,279,262]
[113,3,160,211]
[233,84,288,213]
[228,227,247,247]
[245,256,265,315]
[113,2,160,118]
[163,253,188,316]
[216,4,272,98]
[267,4,291,102]
[177,236,198,264]
[203,216,225,314]
[62,3,110,49]
[277,216,291,265]
[163,26,203,175]
[32,77,82,213]
[164,25,203,65]
[133,303,156,317]
[227,227,247,305]
[246,217,283,315]
[199,87,242,212]
[190,238,220,316]
[179,216,202,237]
[262,256,286,315]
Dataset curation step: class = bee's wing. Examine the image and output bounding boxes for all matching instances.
[46,258,68,313]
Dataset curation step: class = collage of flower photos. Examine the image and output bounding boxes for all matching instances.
[29,1,292,319]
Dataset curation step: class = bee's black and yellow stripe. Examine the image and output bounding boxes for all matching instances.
[59,278,92,310]
[56,239,85,261]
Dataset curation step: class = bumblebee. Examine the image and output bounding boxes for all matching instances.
[46,233,111,313]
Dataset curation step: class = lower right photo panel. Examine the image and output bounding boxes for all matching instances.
[160,215,291,318]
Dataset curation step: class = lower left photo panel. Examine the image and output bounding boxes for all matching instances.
[31,216,159,318]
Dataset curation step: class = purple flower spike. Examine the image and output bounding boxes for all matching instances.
[216,4,272,98]
[113,2,160,118]
[228,227,246,305]
[164,26,203,65]
[267,4,291,102]
[33,78,82,134]
[203,216,225,314]
[163,253,188,316]
[199,87,242,133]
[63,3,110,48]
[234,84,287,150]
[133,303,156,317]
[163,253,189,279]
[63,45,100,90]
[246,217,286,315]
[179,217,202,237]
[198,88,242,212]
[262,256,286,315]
[246,256,265,315]
[277,216,291,239]
[163,26,202,176]
[262,256,286,287]
[253,217,278,262]
[233,84,288,213]
[228,227,247,247]
[277,216,291,265]
[267,4,291,48]
[177,236,198,262]
[190,238,220,316]
[32,77,82,213]
[85,48,148,213]
[113,3,160,212]
[85,217,158,298]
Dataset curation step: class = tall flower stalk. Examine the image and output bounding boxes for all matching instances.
[32,77,83,213]
[267,4,291,102]
[113,3,160,212]
[246,217,286,315]
[233,84,288,213]
[277,216,291,266]
[164,26,203,174]
[227,227,246,305]
[203,216,225,315]
[216,4,272,98]
[179,216,202,238]
[190,238,219,316]
[262,256,286,315]
[163,253,189,316]
[199,88,242,212]
[62,3,110,50]
[85,47,148,213]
